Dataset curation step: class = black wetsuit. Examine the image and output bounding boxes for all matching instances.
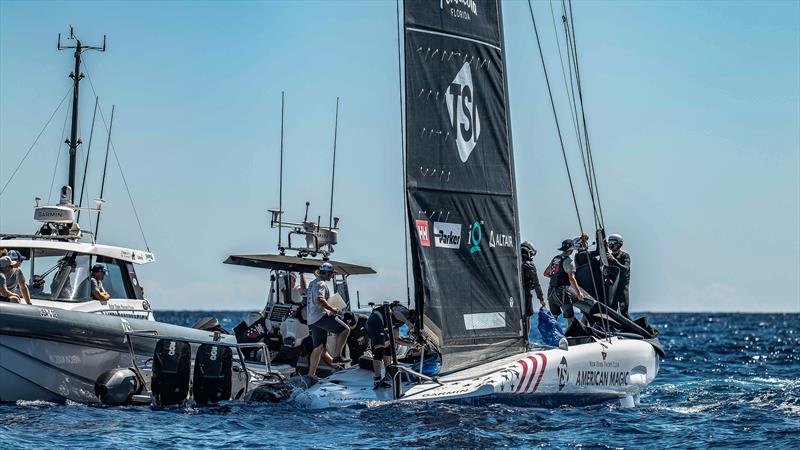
[521,259,544,317]
[609,250,631,317]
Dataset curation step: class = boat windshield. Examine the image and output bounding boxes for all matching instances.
[18,248,138,301]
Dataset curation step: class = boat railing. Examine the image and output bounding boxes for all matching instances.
[0,231,96,244]
[123,329,282,398]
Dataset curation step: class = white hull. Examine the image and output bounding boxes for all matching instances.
[298,337,659,409]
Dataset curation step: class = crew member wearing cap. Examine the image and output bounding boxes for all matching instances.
[0,252,31,304]
[306,262,351,381]
[89,264,110,301]
[543,239,584,327]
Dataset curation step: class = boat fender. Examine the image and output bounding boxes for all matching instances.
[94,368,142,406]
[192,343,233,405]
[151,339,192,407]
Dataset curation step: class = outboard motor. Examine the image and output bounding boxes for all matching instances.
[95,368,142,406]
[192,343,233,405]
[151,339,192,407]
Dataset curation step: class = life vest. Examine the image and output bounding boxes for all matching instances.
[548,254,570,289]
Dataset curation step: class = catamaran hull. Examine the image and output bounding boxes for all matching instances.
[0,303,242,403]
[299,337,659,409]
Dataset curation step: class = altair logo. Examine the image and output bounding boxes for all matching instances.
[447,62,481,163]
[469,221,483,254]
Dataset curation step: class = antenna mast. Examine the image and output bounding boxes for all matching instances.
[277,92,285,252]
[328,97,339,227]
[57,26,106,204]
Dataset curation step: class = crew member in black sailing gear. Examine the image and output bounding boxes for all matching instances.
[365,303,417,389]
[606,234,631,318]
[521,241,544,317]
[543,239,585,327]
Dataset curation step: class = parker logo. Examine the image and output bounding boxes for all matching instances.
[433,222,462,249]
[447,62,481,163]
[416,220,431,247]
[440,0,478,20]
[468,221,483,254]
[489,230,514,248]
[558,356,569,391]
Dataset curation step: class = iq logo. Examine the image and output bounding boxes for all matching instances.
[416,220,431,247]
[469,221,483,254]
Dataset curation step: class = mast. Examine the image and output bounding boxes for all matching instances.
[57,27,106,204]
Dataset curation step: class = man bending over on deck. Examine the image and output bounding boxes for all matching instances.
[306,262,350,381]
[543,239,584,328]
[365,303,417,389]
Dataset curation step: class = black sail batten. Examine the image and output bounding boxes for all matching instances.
[404,0,525,373]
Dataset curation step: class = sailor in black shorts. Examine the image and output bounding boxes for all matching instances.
[365,303,416,389]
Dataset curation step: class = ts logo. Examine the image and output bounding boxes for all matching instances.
[446,62,481,163]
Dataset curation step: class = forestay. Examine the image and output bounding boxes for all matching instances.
[404,0,525,372]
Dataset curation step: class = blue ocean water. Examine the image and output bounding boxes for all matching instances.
[1,312,798,449]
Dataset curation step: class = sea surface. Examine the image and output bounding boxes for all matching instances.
[1,312,798,449]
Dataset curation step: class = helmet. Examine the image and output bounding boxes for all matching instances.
[607,234,623,247]
[521,241,536,258]
[558,239,574,252]
[91,263,108,274]
[319,262,335,273]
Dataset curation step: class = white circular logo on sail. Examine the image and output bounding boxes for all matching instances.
[446,62,481,163]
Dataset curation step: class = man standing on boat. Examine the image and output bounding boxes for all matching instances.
[543,240,584,327]
[365,303,417,389]
[521,241,545,317]
[606,234,631,318]
[306,262,350,381]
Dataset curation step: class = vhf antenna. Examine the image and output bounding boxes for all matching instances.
[277,91,285,253]
[328,97,340,228]
[57,26,106,204]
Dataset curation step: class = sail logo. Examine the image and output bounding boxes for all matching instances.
[433,222,462,249]
[441,0,478,20]
[558,356,569,391]
[416,219,431,247]
[468,221,483,253]
[447,62,481,163]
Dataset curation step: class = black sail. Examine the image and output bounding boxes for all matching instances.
[404,0,525,372]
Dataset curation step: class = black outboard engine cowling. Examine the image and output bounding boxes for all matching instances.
[95,368,142,405]
[151,339,192,407]
[192,343,233,404]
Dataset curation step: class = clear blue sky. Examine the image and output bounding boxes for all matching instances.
[1,0,798,312]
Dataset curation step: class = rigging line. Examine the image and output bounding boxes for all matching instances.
[95,104,114,239]
[553,0,598,230]
[328,97,339,228]
[559,0,599,230]
[0,87,72,198]
[278,91,284,250]
[396,0,411,307]
[549,0,585,167]
[82,61,151,251]
[566,0,605,227]
[77,96,99,222]
[48,94,73,204]
[527,0,584,233]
